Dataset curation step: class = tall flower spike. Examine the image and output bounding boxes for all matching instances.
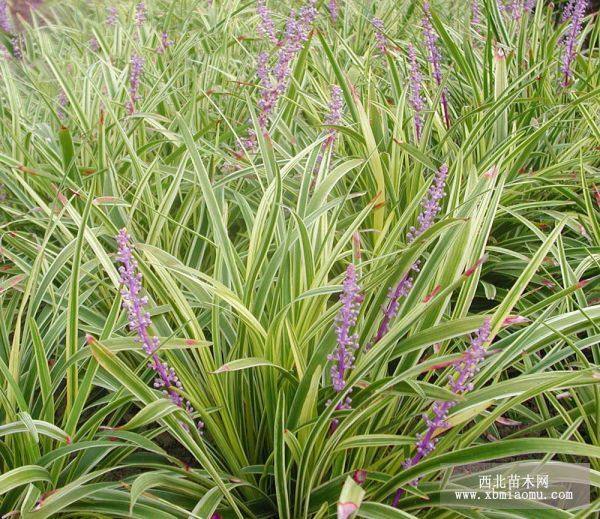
[407,43,425,141]
[327,264,362,430]
[257,0,278,44]
[371,164,448,349]
[329,264,363,392]
[392,319,492,507]
[371,17,387,54]
[422,3,450,128]
[560,0,586,87]
[127,54,144,115]
[323,84,344,147]
[237,0,317,158]
[255,1,316,132]
[116,229,203,430]
[328,0,339,22]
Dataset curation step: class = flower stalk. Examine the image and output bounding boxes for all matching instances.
[116,229,203,430]
[392,318,492,506]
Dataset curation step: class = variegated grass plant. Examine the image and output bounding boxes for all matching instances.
[0,0,599,517]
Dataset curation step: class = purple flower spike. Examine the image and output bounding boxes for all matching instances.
[135,2,146,27]
[236,0,316,159]
[0,0,12,33]
[371,164,448,348]
[323,85,343,146]
[510,0,523,20]
[371,17,387,54]
[407,163,449,242]
[523,0,535,14]
[560,0,587,87]
[369,274,413,348]
[57,91,68,120]
[328,0,339,22]
[157,31,174,54]
[328,264,363,393]
[321,86,343,147]
[561,0,576,22]
[392,318,492,507]
[472,0,481,24]
[257,51,270,87]
[407,43,425,141]
[313,85,344,178]
[89,37,100,52]
[257,0,278,45]
[106,6,118,26]
[127,54,144,115]
[422,4,450,128]
[251,0,316,137]
[116,229,203,431]
[11,36,23,60]
[449,318,491,393]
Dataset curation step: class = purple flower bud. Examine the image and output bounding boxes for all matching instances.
[116,229,203,431]
[89,37,99,52]
[257,0,278,44]
[135,2,146,27]
[510,0,523,20]
[323,85,343,142]
[371,17,387,54]
[0,43,10,61]
[157,31,174,54]
[353,469,367,485]
[328,0,339,22]
[11,36,22,60]
[499,0,535,19]
[422,4,450,128]
[0,0,12,33]
[472,0,481,24]
[523,0,535,14]
[57,90,68,120]
[560,0,587,87]
[106,6,118,26]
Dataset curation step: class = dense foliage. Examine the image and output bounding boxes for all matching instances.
[0,0,599,517]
